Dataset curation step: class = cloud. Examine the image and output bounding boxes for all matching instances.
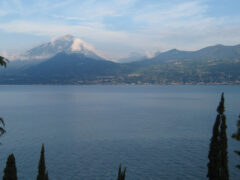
[0,0,240,59]
[0,10,8,16]
[52,15,87,21]
[0,20,132,59]
[133,1,205,28]
[0,50,22,61]
[0,20,129,42]
[71,38,105,59]
[71,38,92,51]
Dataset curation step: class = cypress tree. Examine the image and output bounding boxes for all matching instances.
[219,110,229,180]
[36,144,49,180]
[3,153,17,180]
[117,164,126,180]
[207,93,229,180]
[232,115,240,169]
[207,114,221,180]
[45,172,49,180]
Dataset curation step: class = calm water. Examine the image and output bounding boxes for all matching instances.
[0,85,239,180]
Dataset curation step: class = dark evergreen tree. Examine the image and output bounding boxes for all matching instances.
[45,172,49,180]
[3,154,17,180]
[36,144,49,180]
[219,107,229,180]
[207,114,221,180]
[232,115,240,169]
[117,164,126,180]
[207,93,229,180]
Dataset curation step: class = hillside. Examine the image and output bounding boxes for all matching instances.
[1,43,240,84]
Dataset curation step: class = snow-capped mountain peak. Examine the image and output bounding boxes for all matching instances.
[21,35,104,60]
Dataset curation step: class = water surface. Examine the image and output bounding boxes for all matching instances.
[0,85,239,180]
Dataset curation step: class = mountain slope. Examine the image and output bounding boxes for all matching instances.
[1,43,240,84]
[150,44,240,63]
[123,44,240,84]
[118,52,148,63]
[0,35,106,77]
[8,52,121,84]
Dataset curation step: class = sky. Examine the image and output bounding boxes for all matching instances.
[0,0,240,60]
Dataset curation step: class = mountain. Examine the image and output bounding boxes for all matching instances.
[0,35,106,76]
[150,44,240,63]
[0,59,43,75]
[118,52,148,63]
[1,43,240,84]
[124,44,240,84]
[21,35,104,60]
[2,52,120,84]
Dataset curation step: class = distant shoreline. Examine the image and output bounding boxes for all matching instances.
[0,82,239,86]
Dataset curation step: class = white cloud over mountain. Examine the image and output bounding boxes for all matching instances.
[0,0,240,59]
[13,35,104,61]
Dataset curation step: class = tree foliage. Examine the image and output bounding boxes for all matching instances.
[45,172,49,180]
[0,56,8,68]
[207,93,229,180]
[117,164,126,180]
[232,115,240,169]
[36,144,49,180]
[3,153,17,180]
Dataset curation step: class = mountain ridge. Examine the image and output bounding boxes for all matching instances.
[148,43,240,63]
[1,42,240,84]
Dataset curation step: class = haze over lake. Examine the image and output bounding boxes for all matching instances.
[0,85,239,180]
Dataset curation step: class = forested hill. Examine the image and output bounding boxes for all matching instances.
[0,44,240,84]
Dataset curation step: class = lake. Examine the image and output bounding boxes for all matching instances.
[0,85,239,180]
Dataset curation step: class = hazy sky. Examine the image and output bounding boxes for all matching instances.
[0,0,240,59]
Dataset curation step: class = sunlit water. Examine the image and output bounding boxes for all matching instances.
[0,85,239,180]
